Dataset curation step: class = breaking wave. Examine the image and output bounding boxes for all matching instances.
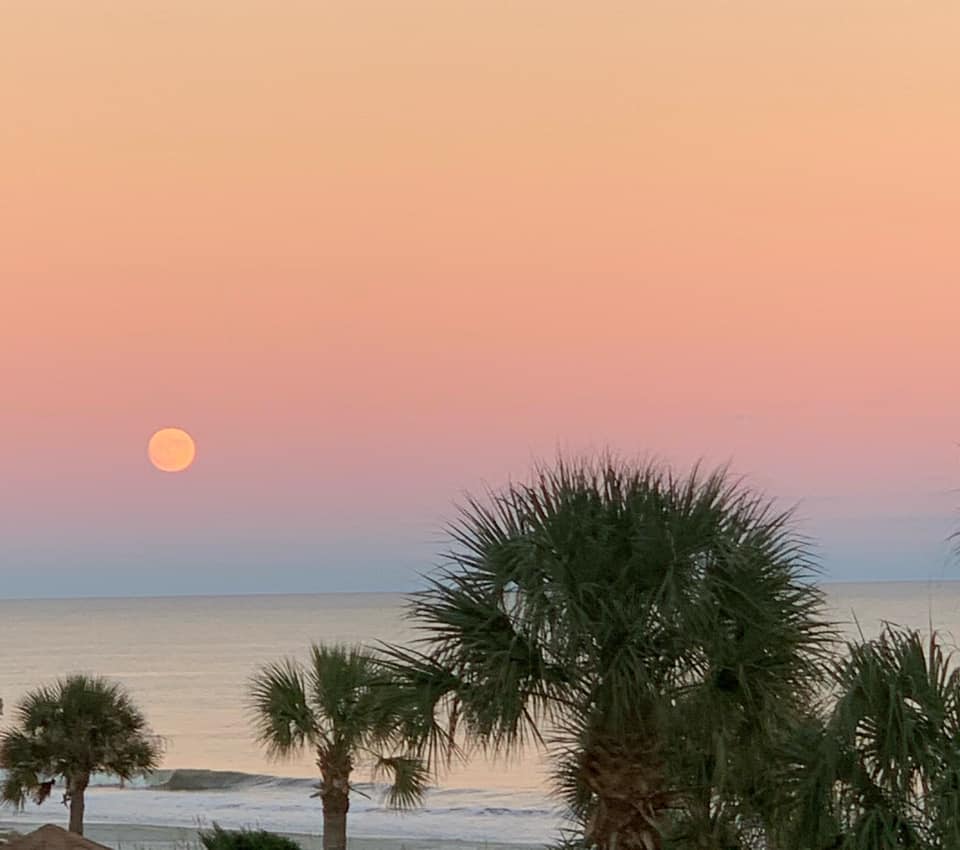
[83,769,554,815]
[1,768,559,844]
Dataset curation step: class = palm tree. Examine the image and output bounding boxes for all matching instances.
[0,674,162,835]
[780,625,960,850]
[381,457,835,849]
[248,643,428,850]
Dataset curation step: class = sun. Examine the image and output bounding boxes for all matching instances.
[148,428,197,473]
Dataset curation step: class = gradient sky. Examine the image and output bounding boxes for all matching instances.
[3,2,959,597]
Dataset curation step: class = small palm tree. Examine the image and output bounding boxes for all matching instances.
[249,643,428,850]
[781,625,960,850]
[0,674,162,834]
[381,457,834,849]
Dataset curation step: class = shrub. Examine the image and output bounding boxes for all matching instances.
[198,825,302,850]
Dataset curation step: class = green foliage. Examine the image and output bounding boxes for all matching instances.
[381,456,835,848]
[779,626,960,850]
[0,674,161,812]
[198,824,302,850]
[373,755,430,810]
[248,643,428,810]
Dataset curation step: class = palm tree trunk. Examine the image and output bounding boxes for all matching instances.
[580,740,666,850]
[68,777,87,835]
[321,769,350,850]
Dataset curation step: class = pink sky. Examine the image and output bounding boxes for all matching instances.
[3,2,959,596]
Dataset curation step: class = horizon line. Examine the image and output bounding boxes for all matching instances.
[2,578,960,604]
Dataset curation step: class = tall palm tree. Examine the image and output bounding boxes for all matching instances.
[381,458,834,849]
[248,643,428,850]
[0,674,162,835]
[780,625,960,850]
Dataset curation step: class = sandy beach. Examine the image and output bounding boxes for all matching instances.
[0,822,541,850]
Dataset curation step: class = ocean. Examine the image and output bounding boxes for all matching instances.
[1,584,959,848]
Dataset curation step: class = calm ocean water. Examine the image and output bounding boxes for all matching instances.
[1,584,960,845]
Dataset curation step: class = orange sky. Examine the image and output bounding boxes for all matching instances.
[3,2,959,595]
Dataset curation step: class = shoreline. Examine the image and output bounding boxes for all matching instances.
[0,821,543,850]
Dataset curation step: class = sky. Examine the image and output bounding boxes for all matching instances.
[2,2,959,597]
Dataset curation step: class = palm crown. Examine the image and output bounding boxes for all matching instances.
[0,674,161,835]
[382,458,835,849]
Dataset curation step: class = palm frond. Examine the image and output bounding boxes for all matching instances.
[248,659,318,759]
[373,643,465,772]
[372,755,430,811]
